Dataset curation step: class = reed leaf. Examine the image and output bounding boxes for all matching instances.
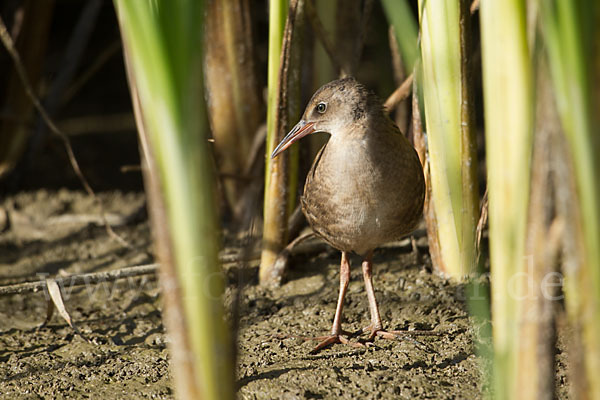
[479,0,534,397]
[540,0,600,397]
[114,1,233,398]
[381,0,419,72]
[417,0,479,279]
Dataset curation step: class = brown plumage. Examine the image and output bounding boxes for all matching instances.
[272,77,425,352]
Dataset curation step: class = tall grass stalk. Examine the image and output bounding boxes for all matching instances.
[261,0,305,285]
[417,0,479,278]
[114,1,233,399]
[204,0,263,219]
[540,1,600,397]
[516,55,561,399]
[260,0,290,284]
[479,0,534,398]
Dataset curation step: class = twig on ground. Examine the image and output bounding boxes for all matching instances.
[0,264,160,296]
[269,232,317,287]
[0,250,263,297]
[0,229,378,298]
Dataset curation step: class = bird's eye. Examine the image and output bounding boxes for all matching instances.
[316,102,327,114]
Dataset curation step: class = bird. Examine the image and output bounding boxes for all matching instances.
[271,77,425,353]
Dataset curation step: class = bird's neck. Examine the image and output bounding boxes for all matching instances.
[330,112,395,142]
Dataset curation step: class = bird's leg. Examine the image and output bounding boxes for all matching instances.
[361,251,386,340]
[362,252,416,343]
[411,236,422,265]
[309,251,362,353]
[330,251,350,336]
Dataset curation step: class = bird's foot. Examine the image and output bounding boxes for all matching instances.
[363,325,391,341]
[362,325,438,353]
[364,324,420,341]
[306,331,366,354]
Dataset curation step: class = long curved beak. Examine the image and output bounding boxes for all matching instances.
[271,120,316,159]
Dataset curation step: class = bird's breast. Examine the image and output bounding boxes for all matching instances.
[301,134,424,255]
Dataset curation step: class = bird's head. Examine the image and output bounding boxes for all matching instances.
[271,77,380,158]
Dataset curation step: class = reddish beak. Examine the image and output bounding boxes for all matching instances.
[271,121,316,159]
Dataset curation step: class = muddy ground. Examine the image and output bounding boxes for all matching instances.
[0,188,573,399]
